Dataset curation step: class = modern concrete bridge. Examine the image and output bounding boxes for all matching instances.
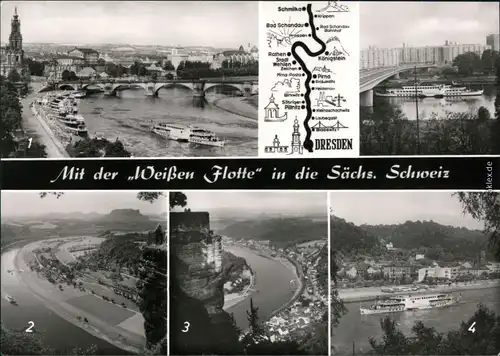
[42,77,258,98]
[359,64,437,107]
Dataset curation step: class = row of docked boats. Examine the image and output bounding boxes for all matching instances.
[35,91,89,138]
[376,84,483,98]
[360,292,461,315]
[151,123,225,148]
[35,90,225,148]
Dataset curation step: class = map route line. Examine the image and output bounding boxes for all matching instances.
[290,3,327,153]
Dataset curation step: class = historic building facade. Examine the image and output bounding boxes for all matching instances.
[0,7,26,77]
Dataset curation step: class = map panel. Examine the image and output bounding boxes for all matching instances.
[259,1,359,157]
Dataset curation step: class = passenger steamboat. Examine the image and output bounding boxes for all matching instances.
[46,94,89,137]
[151,123,225,148]
[360,293,461,315]
[375,84,483,98]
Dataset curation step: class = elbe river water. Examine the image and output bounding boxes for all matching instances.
[77,88,257,157]
[224,245,298,331]
[1,248,124,354]
[1,244,297,353]
[331,286,500,355]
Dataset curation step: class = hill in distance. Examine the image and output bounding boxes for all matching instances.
[220,217,327,247]
[329,216,490,261]
[1,209,162,246]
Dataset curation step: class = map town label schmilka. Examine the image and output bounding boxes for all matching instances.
[259,1,359,158]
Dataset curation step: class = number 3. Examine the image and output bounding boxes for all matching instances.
[182,321,190,332]
[25,321,34,333]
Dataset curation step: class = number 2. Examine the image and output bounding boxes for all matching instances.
[27,137,33,148]
[25,321,34,333]
[182,321,190,333]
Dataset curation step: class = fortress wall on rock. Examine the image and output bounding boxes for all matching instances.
[170,212,224,315]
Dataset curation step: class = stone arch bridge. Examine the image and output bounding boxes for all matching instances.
[46,78,258,98]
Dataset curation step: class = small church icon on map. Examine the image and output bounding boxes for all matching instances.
[264,93,288,122]
[264,118,304,155]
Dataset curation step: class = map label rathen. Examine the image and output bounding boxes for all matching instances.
[259,1,360,158]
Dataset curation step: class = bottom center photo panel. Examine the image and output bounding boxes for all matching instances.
[168,191,330,356]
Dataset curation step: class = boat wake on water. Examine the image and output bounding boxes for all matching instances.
[4,294,19,306]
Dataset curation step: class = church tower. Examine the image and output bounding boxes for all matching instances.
[2,7,25,76]
[9,7,23,52]
[291,117,303,154]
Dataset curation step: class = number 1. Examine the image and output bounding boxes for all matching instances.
[28,137,33,148]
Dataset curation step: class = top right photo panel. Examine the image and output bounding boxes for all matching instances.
[359,1,500,156]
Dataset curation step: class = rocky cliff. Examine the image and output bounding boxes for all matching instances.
[170,211,243,354]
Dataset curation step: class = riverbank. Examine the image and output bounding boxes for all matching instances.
[339,280,500,303]
[241,245,305,317]
[21,87,68,158]
[11,239,143,354]
[267,254,305,318]
[210,96,258,120]
[224,244,303,317]
[224,266,255,310]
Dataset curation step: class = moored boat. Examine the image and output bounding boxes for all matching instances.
[360,293,461,315]
[69,91,86,99]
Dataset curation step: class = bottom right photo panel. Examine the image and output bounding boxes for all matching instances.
[329,191,500,356]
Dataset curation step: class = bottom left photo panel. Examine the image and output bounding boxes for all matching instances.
[0,191,169,356]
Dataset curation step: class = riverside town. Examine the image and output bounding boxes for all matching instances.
[1,1,259,159]
[1,1,500,356]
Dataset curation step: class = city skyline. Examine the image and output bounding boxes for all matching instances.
[0,1,258,48]
[329,192,484,230]
[173,192,327,216]
[360,1,499,49]
[1,192,168,217]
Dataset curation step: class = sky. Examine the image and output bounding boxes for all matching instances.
[172,192,327,216]
[329,192,484,230]
[0,1,258,48]
[360,1,499,49]
[1,191,168,217]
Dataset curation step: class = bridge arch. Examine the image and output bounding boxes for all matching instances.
[153,83,194,96]
[58,83,78,91]
[81,83,103,90]
[203,83,245,95]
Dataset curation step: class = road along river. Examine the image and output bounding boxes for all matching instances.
[1,239,142,354]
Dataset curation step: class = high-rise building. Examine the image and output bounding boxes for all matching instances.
[360,40,489,69]
[360,47,401,69]
[0,7,26,77]
[486,34,500,52]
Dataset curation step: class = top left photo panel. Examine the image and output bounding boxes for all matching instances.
[0,1,259,159]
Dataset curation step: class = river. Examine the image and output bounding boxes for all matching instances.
[378,85,497,120]
[224,245,299,331]
[1,247,125,354]
[77,88,257,157]
[331,286,500,355]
